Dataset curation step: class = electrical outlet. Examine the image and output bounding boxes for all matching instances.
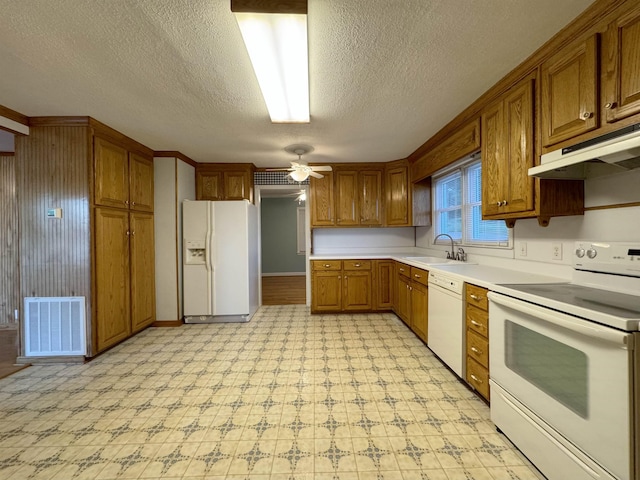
[519,242,527,257]
[552,242,563,260]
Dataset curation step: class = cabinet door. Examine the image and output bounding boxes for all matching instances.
[395,274,411,326]
[503,77,535,214]
[94,137,129,208]
[335,171,359,225]
[312,271,342,312]
[603,8,640,123]
[130,212,155,333]
[385,165,409,226]
[95,208,131,352]
[481,100,506,217]
[411,282,428,342]
[343,270,372,311]
[224,171,249,200]
[541,35,598,146]
[374,260,394,310]
[197,171,224,201]
[359,170,383,225]
[310,172,334,226]
[129,153,154,212]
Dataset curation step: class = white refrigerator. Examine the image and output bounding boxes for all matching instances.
[182,200,259,323]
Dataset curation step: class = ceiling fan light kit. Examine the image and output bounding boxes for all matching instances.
[265,143,332,182]
[231,1,310,124]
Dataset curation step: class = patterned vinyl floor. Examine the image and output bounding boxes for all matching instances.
[0,305,544,479]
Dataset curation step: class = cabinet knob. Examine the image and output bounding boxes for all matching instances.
[324,264,331,268]
[126,230,130,236]
[501,200,508,206]
[471,346,482,355]
[496,201,501,206]
[124,200,130,205]
[581,112,593,120]
[470,319,482,327]
[354,263,361,267]
[399,268,405,272]
[469,294,483,301]
[414,274,421,278]
[131,231,135,236]
[470,374,483,384]
[604,102,616,109]
[132,202,136,206]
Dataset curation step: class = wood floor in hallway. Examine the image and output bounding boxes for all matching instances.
[262,275,306,305]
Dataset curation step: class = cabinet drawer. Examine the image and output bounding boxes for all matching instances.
[466,305,489,338]
[410,267,428,286]
[397,262,410,278]
[466,357,490,400]
[343,260,371,270]
[466,284,489,311]
[467,329,489,368]
[312,260,342,271]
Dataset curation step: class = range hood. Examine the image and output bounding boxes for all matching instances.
[529,123,640,179]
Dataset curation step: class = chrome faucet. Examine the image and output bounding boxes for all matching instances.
[433,233,455,260]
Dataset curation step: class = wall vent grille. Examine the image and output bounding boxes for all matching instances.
[24,297,86,356]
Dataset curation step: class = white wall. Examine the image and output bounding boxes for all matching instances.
[154,157,195,321]
[313,227,416,253]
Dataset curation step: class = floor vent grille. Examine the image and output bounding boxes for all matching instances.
[24,297,86,356]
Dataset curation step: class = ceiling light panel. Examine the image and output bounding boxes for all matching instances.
[235,12,309,123]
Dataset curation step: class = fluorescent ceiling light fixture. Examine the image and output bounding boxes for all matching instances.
[234,11,309,123]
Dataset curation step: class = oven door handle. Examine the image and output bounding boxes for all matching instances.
[488,292,632,348]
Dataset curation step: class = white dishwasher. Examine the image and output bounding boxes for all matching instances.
[427,271,464,377]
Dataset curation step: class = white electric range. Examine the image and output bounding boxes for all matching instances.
[488,242,640,480]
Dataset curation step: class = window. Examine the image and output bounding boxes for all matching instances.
[433,157,510,247]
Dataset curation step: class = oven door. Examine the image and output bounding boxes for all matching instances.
[489,292,634,480]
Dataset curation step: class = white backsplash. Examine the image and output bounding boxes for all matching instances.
[313,227,416,253]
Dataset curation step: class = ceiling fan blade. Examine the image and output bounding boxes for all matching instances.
[309,171,324,179]
[310,165,332,171]
[265,168,294,171]
[290,161,300,167]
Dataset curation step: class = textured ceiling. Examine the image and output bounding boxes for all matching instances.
[0,0,593,167]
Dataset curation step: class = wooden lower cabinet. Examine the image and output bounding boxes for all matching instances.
[465,283,490,401]
[94,208,155,352]
[95,208,131,352]
[311,259,389,313]
[130,212,156,333]
[410,282,428,342]
[373,260,394,310]
[393,262,429,342]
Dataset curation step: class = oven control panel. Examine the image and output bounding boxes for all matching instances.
[573,241,640,277]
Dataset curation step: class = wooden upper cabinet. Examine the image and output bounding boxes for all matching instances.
[541,34,599,147]
[130,212,155,333]
[359,170,383,225]
[94,137,129,208]
[482,74,535,218]
[195,164,254,202]
[129,152,154,212]
[310,171,334,226]
[603,7,640,123]
[335,171,358,225]
[197,170,223,201]
[385,164,410,226]
[224,170,250,201]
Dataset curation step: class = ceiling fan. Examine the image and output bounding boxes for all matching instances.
[266,145,332,181]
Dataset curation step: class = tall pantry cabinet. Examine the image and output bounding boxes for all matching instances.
[16,117,155,358]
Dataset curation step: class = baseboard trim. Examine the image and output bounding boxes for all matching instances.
[151,320,184,327]
[262,272,306,277]
[16,355,85,365]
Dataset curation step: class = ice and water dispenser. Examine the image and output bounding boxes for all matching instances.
[184,240,206,265]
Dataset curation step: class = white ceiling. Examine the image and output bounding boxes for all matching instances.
[0,0,593,167]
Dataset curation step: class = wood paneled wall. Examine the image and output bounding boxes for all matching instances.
[15,126,92,308]
[0,154,19,326]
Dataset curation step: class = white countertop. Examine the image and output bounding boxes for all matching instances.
[310,251,567,289]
